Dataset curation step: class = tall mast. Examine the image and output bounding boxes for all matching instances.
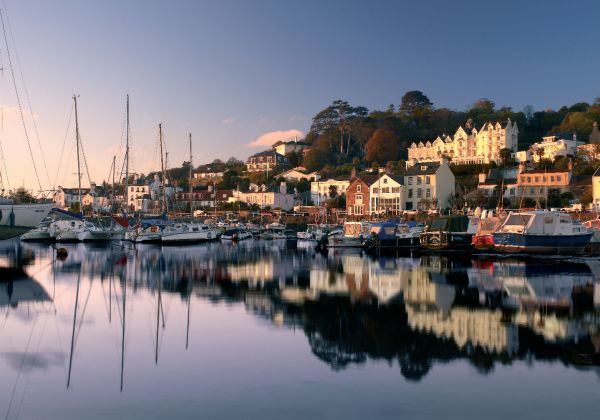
[112,155,116,201]
[159,124,166,214]
[73,95,82,215]
[124,94,130,215]
[189,133,193,215]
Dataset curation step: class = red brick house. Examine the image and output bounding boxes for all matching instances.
[346,175,378,218]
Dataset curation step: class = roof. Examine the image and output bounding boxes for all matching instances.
[569,175,592,187]
[593,167,600,177]
[521,168,569,175]
[387,174,405,185]
[249,150,285,158]
[350,174,378,186]
[405,162,441,176]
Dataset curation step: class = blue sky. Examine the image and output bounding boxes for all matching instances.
[1,0,599,192]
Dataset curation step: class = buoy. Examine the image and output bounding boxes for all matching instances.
[56,247,69,261]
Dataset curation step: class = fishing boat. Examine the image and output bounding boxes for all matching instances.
[327,221,369,248]
[420,215,477,251]
[161,223,219,244]
[493,210,592,255]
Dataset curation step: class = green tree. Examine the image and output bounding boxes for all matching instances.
[399,91,433,117]
[499,148,513,166]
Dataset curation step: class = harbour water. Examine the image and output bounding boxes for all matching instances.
[2,239,600,419]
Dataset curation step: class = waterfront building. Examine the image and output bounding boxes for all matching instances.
[230,183,296,211]
[592,167,600,210]
[310,178,350,205]
[53,186,94,209]
[127,183,151,212]
[404,160,455,210]
[345,174,378,217]
[408,119,518,165]
[175,188,234,209]
[477,167,519,204]
[369,173,405,215]
[530,135,583,162]
[246,150,289,172]
[272,138,309,156]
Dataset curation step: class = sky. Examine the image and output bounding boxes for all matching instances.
[0,0,599,193]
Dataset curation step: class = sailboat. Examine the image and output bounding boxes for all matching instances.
[0,9,52,239]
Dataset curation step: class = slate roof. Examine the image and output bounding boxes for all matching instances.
[405,162,441,176]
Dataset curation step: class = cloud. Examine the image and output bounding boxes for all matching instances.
[2,351,65,374]
[0,104,40,122]
[222,117,237,125]
[248,129,305,148]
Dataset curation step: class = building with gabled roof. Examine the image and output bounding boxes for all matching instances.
[369,173,405,215]
[408,119,518,165]
[345,174,379,218]
[404,160,454,210]
[246,150,288,173]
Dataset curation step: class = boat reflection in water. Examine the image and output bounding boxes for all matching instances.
[3,239,600,417]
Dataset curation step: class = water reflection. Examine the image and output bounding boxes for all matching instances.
[2,239,600,416]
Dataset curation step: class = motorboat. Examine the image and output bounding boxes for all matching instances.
[420,215,478,251]
[55,221,112,242]
[161,223,219,244]
[327,221,370,248]
[258,223,287,240]
[493,210,592,255]
[472,212,506,251]
[221,228,252,241]
[131,225,163,244]
[20,222,52,241]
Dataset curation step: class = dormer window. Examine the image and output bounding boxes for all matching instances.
[420,166,427,171]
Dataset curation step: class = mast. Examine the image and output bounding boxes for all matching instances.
[159,124,166,214]
[111,156,116,202]
[73,95,82,215]
[67,272,81,389]
[124,94,130,215]
[189,133,193,215]
[120,271,126,392]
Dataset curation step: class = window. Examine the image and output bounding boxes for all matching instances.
[556,175,562,181]
[510,188,515,196]
[373,187,379,194]
[425,176,431,184]
[534,176,539,182]
[382,187,389,193]
[527,177,532,183]
[408,189,413,198]
[408,177,413,185]
[383,178,388,184]
[520,176,525,183]
[417,188,422,198]
[530,187,535,194]
[357,184,361,192]
[417,177,422,185]
[426,188,431,198]
[550,176,555,182]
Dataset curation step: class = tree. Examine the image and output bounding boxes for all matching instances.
[328,185,338,199]
[303,149,329,172]
[365,129,400,164]
[286,150,303,168]
[399,91,432,117]
[499,148,513,166]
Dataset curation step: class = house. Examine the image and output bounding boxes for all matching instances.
[404,160,455,210]
[530,135,583,162]
[272,138,309,156]
[345,175,378,218]
[193,169,228,185]
[592,167,600,210]
[175,188,234,208]
[369,174,405,215]
[408,119,518,165]
[310,178,350,205]
[53,186,94,208]
[127,182,151,212]
[246,150,289,172]
[516,164,572,204]
[476,167,519,204]
[277,167,319,182]
[230,183,296,211]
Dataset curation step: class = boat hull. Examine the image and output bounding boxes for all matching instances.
[493,232,593,255]
[420,231,474,251]
[327,237,363,248]
[0,203,53,240]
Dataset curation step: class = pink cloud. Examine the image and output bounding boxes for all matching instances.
[247,129,305,148]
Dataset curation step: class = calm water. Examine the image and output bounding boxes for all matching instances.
[1,239,600,419]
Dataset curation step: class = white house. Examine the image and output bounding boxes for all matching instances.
[273,138,309,156]
[404,160,455,210]
[230,183,296,211]
[592,167,600,210]
[408,119,518,165]
[369,174,405,215]
[530,135,583,162]
[310,178,350,205]
[53,186,93,209]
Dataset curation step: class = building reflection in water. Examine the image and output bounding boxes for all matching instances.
[5,239,600,385]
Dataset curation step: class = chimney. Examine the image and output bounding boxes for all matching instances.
[350,167,357,179]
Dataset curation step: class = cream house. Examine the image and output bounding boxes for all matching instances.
[273,138,309,156]
[404,160,455,210]
[230,183,296,211]
[592,167,600,210]
[408,119,518,165]
[369,174,405,215]
[310,178,350,205]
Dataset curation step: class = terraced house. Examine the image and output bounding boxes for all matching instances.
[246,150,288,172]
[404,160,455,210]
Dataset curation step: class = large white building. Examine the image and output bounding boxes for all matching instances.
[408,119,518,165]
[230,183,296,211]
[530,135,583,162]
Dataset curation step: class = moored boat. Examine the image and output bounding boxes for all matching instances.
[1,200,53,240]
[493,210,592,255]
[420,215,477,251]
[327,221,369,248]
[161,223,219,244]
